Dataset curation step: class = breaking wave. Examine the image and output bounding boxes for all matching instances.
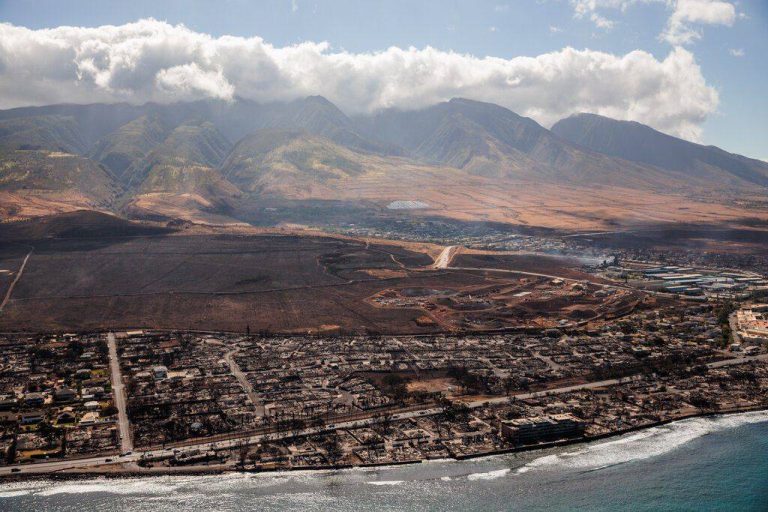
[466,468,510,480]
[517,411,768,474]
[1,411,766,500]
[0,471,331,498]
[0,489,31,498]
[366,480,405,486]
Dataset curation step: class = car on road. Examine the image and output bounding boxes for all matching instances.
[11,468,21,473]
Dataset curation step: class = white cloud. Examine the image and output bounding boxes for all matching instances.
[156,63,235,101]
[571,0,636,29]
[489,26,498,32]
[571,0,635,18]
[571,0,738,45]
[590,13,616,29]
[729,48,744,57]
[0,19,718,140]
[661,0,736,45]
[291,0,299,13]
[549,25,563,33]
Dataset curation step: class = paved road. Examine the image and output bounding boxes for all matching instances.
[107,332,133,453]
[0,454,123,476]
[447,265,584,284]
[466,375,643,408]
[466,353,768,408]
[729,312,742,345]
[224,349,265,417]
[445,265,676,300]
[707,352,768,368]
[135,406,446,461]
[0,406,444,476]
[0,248,32,313]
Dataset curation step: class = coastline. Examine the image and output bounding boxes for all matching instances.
[3,405,766,483]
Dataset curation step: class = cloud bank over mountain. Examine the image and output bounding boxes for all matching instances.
[0,18,718,140]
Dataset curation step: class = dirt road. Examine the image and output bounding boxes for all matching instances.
[433,245,458,269]
[0,248,32,313]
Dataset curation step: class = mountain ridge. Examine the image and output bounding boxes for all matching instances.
[0,96,765,228]
[552,112,768,188]
[357,98,693,190]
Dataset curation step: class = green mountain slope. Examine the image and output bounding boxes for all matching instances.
[122,121,231,187]
[0,149,120,200]
[89,115,169,177]
[137,163,240,206]
[220,129,369,195]
[0,116,87,154]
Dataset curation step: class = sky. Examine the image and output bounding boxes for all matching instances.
[0,0,766,159]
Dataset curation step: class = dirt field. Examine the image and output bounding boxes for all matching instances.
[281,169,768,231]
[451,252,611,283]
[368,270,642,331]
[0,224,654,334]
[0,233,490,333]
[571,223,768,254]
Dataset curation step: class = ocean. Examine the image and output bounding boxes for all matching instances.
[1,411,767,511]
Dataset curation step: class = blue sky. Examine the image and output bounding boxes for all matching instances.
[0,0,766,159]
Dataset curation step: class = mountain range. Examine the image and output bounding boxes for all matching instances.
[1,96,766,229]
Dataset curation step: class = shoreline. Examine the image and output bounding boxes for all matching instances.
[3,405,766,483]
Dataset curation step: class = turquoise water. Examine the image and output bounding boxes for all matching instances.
[1,411,767,511]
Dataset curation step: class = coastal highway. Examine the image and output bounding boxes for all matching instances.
[3,352,768,476]
[133,406,445,462]
[0,406,443,476]
[0,453,128,475]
